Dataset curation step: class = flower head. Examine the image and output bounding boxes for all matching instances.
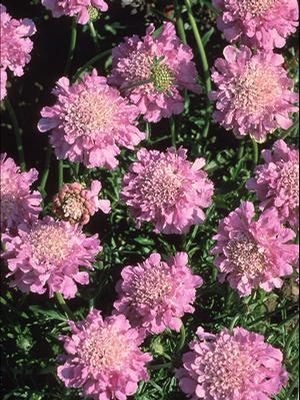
[41,0,108,24]
[0,68,7,101]
[177,326,288,400]
[247,140,299,228]
[2,216,101,299]
[109,22,200,123]
[57,309,152,400]
[53,180,111,225]
[210,46,298,143]
[114,253,203,334]
[212,201,299,296]
[38,70,145,169]
[121,147,214,234]
[213,0,299,50]
[0,153,42,234]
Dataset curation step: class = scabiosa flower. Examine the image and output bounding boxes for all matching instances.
[247,140,299,228]
[210,46,298,143]
[114,253,203,334]
[122,147,214,234]
[213,0,299,50]
[2,216,101,299]
[0,68,7,101]
[211,201,299,296]
[177,326,288,400]
[0,153,42,234]
[53,180,111,225]
[57,309,152,400]
[41,0,108,24]
[109,22,200,123]
[38,70,145,169]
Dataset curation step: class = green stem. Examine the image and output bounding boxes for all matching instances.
[252,139,259,168]
[238,141,245,160]
[148,362,172,371]
[177,325,186,353]
[55,292,75,320]
[174,0,187,44]
[38,144,52,196]
[170,117,176,147]
[145,122,152,141]
[88,21,99,47]
[73,49,112,82]
[5,98,26,171]
[58,160,64,189]
[63,18,77,75]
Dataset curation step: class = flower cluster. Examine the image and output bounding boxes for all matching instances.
[212,201,298,296]
[210,46,298,142]
[0,153,42,234]
[2,217,101,299]
[114,252,203,334]
[0,4,36,100]
[38,70,145,169]
[247,139,299,228]
[57,310,152,400]
[52,180,111,225]
[41,0,108,24]
[177,326,288,399]
[122,147,214,234]
[109,22,200,122]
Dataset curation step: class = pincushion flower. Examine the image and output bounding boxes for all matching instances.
[109,22,200,123]
[57,309,152,400]
[210,46,298,143]
[53,180,111,225]
[213,0,299,50]
[0,4,36,100]
[2,216,101,299]
[38,70,145,169]
[211,201,299,296]
[41,0,108,24]
[121,147,214,234]
[114,252,203,334]
[0,68,7,101]
[177,326,288,400]
[0,153,42,234]
[247,139,299,228]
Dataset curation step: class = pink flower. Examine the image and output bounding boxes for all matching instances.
[213,0,299,50]
[53,180,111,225]
[0,153,42,234]
[114,253,203,334]
[121,147,214,234]
[38,70,145,169]
[57,309,152,400]
[109,22,200,123]
[41,0,108,24]
[211,201,299,296]
[2,216,101,299]
[177,326,288,400]
[247,140,299,228]
[210,46,298,143]
[0,68,7,101]
[0,4,36,78]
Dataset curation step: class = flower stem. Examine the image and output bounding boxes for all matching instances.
[177,325,186,353]
[252,139,259,168]
[174,0,187,44]
[170,117,176,147]
[148,362,172,371]
[72,49,112,82]
[88,21,99,48]
[55,292,75,320]
[5,98,26,171]
[38,144,52,197]
[58,160,64,190]
[63,18,77,75]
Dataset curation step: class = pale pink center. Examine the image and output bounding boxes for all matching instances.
[238,0,276,17]
[60,193,86,223]
[123,51,152,82]
[278,161,299,207]
[203,339,255,397]
[29,224,70,264]
[226,235,266,278]
[63,91,116,137]
[139,160,184,206]
[0,176,19,218]
[234,65,281,116]
[131,265,172,307]
[81,326,131,370]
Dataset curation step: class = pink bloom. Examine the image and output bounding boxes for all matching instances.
[41,0,108,24]
[210,46,298,143]
[0,68,7,101]
[247,140,299,228]
[2,216,101,299]
[53,180,111,225]
[0,153,42,234]
[57,309,152,400]
[114,252,203,334]
[109,22,200,123]
[0,4,36,77]
[121,147,214,234]
[38,70,145,169]
[213,0,299,50]
[211,201,299,296]
[177,326,288,400]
